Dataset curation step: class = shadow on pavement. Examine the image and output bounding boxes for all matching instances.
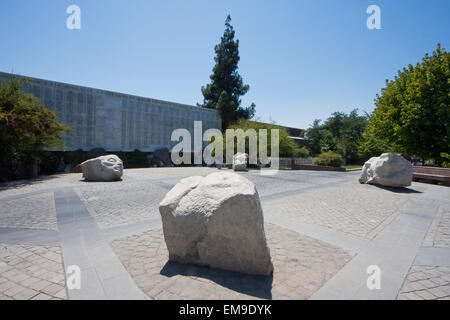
[372,185,423,194]
[0,174,64,191]
[160,260,273,299]
[80,179,123,183]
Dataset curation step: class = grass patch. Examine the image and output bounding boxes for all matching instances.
[342,165,362,169]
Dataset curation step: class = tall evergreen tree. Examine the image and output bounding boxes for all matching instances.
[199,15,255,129]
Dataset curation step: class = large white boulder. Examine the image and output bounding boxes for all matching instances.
[159,171,273,276]
[80,154,123,181]
[232,152,248,171]
[359,153,412,187]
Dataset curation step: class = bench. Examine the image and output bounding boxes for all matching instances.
[413,166,450,186]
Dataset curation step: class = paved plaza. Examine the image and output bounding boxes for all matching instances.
[0,167,449,300]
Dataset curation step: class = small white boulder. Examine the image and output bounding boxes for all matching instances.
[159,171,273,276]
[359,153,412,187]
[232,152,248,171]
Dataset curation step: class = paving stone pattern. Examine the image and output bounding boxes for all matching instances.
[0,192,57,230]
[262,181,424,240]
[423,206,450,248]
[397,266,450,300]
[111,223,352,300]
[0,168,449,300]
[0,244,67,300]
[75,181,169,229]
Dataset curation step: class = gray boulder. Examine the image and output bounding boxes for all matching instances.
[80,154,123,181]
[359,153,412,187]
[232,152,248,171]
[159,171,273,276]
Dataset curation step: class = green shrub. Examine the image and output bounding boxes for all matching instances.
[116,149,149,168]
[40,150,88,174]
[440,152,450,168]
[293,146,310,158]
[63,149,87,166]
[314,151,342,167]
[40,151,63,174]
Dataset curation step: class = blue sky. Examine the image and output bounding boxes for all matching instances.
[0,0,448,129]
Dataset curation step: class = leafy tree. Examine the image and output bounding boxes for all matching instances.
[0,77,69,179]
[293,146,310,158]
[319,130,338,153]
[305,119,324,156]
[225,119,300,158]
[441,152,450,168]
[305,110,368,163]
[364,43,449,164]
[199,15,255,129]
[330,110,368,164]
[357,131,392,159]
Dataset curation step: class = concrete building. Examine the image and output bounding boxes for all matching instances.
[0,72,221,152]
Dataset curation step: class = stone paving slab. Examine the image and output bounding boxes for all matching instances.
[111,223,352,300]
[0,168,218,200]
[74,169,349,231]
[263,212,368,256]
[311,194,442,300]
[262,181,425,240]
[0,244,67,300]
[1,168,449,300]
[413,247,450,267]
[0,192,57,230]
[397,266,450,300]
[75,181,169,230]
[54,187,145,300]
[423,205,450,248]
[0,174,81,200]
[0,228,59,247]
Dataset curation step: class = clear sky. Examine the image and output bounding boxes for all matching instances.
[0,0,448,129]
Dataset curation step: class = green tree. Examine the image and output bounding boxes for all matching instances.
[199,15,255,129]
[364,43,449,164]
[305,119,325,156]
[327,110,368,164]
[357,131,392,159]
[319,130,338,153]
[293,146,310,158]
[225,119,300,158]
[0,77,69,179]
[305,110,368,163]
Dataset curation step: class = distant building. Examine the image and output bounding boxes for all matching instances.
[282,125,307,147]
[249,121,307,147]
[0,72,221,152]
